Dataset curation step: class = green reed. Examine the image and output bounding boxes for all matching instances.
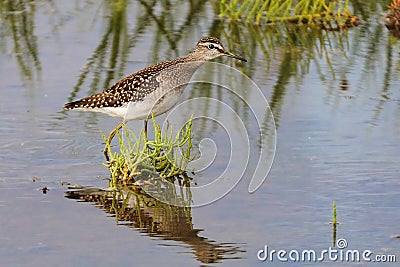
[331,202,338,247]
[103,116,193,186]
[217,0,359,27]
[332,202,337,226]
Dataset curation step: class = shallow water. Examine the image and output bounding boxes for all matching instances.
[1,1,399,266]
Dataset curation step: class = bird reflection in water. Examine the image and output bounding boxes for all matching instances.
[65,185,245,264]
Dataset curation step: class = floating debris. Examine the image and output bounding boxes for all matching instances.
[60,181,71,186]
[32,176,41,182]
[41,187,49,194]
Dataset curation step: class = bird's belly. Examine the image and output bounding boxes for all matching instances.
[73,106,131,119]
[81,103,152,121]
[74,102,164,121]
[123,89,183,121]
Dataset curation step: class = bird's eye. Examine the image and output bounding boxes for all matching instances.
[208,44,215,49]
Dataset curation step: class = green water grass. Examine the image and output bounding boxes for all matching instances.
[331,201,338,247]
[332,202,337,226]
[217,0,361,28]
[103,116,193,186]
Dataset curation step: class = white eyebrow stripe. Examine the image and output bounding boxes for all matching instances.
[200,42,224,51]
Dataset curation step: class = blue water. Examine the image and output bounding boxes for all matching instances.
[0,1,399,266]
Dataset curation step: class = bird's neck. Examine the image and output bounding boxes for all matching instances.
[182,50,208,63]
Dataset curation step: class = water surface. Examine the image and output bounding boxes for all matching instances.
[0,1,399,266]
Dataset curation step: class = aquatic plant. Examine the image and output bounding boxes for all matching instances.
[332,202,337,247]
[332,202,337,226]
[217,0,362,29]
[103,116,193,186]
[385,0,400,38]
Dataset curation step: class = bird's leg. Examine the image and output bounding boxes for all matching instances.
[104,121,125,162]
[143,119,148,141]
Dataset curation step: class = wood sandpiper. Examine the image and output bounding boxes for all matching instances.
[64,36,247,161]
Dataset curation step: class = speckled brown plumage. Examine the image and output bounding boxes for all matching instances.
[64,57,187,110]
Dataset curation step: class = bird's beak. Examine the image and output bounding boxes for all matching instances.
[224,51,247,62]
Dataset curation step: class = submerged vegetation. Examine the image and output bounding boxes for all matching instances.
[217,0,362,29]
[103,117,193,187]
